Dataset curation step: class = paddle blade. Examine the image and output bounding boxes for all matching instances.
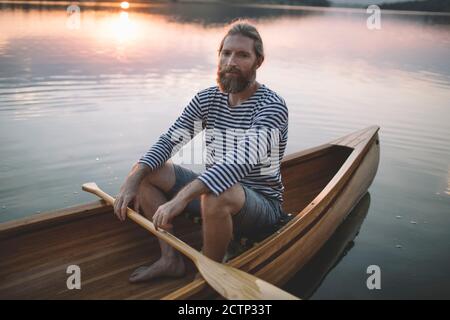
[196,258,300,300]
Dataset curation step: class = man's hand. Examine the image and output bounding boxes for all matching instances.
[152,196,189,230]
[114,163,151,221]
[152,178,209,230]
[114,181,140,221]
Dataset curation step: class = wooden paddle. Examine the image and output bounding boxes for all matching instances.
[82,182,299,300]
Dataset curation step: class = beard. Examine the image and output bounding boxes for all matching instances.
[216,63,257,94]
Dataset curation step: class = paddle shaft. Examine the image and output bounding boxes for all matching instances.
[86,186,201,262]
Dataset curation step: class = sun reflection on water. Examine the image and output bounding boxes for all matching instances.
[120,2,130,10]
[94,9,141,60]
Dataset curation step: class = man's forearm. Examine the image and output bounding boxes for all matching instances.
[174,178,210,203]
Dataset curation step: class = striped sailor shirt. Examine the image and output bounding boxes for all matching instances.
[139,84,288,202]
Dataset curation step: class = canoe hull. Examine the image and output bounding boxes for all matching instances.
[257,132,380,286]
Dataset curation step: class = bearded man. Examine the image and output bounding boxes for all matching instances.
[114,21,289,282]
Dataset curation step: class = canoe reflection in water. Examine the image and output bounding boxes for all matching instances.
[285,192,371,299]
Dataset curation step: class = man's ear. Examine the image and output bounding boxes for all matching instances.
[256,56,264,69]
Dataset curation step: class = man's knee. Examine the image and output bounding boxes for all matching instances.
[201,184,245,219]
[141,162,176,193]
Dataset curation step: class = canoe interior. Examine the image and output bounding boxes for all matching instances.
[281,145,353,215]
[0,144,353,299]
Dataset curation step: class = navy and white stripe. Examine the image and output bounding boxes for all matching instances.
[139,85,288,202]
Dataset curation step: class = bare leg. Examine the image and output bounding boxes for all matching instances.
[200,185,245,263]
[202,200,234,262]
[129,171,185,283]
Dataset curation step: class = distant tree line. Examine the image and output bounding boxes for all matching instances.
[380,0,450,13]
[223,0,331,6]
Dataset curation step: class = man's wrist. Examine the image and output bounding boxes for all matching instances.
[136,162,152,173]
[174,188,191,205]
[174,179,208,204]
[127,163,151,186]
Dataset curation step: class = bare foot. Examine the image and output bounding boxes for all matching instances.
[129,254,186,283]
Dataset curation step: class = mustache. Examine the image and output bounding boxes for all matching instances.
[219,66,242,75]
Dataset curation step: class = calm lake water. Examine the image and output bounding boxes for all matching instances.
[0,1,449,299]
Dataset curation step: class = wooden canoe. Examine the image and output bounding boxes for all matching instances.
[0,125,380,299]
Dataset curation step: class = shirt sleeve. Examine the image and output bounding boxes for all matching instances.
[138,93,204,170]
[197,101,288,195]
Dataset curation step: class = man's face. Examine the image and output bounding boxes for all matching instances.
[217,34,261,94]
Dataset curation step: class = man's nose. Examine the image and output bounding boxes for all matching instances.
[225,53,237,67]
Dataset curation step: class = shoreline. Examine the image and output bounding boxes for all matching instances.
[1,0,450,16]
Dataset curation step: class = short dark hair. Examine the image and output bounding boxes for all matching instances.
[218,20,264,60]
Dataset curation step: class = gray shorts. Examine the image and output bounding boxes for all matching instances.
[165,164,284,239]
